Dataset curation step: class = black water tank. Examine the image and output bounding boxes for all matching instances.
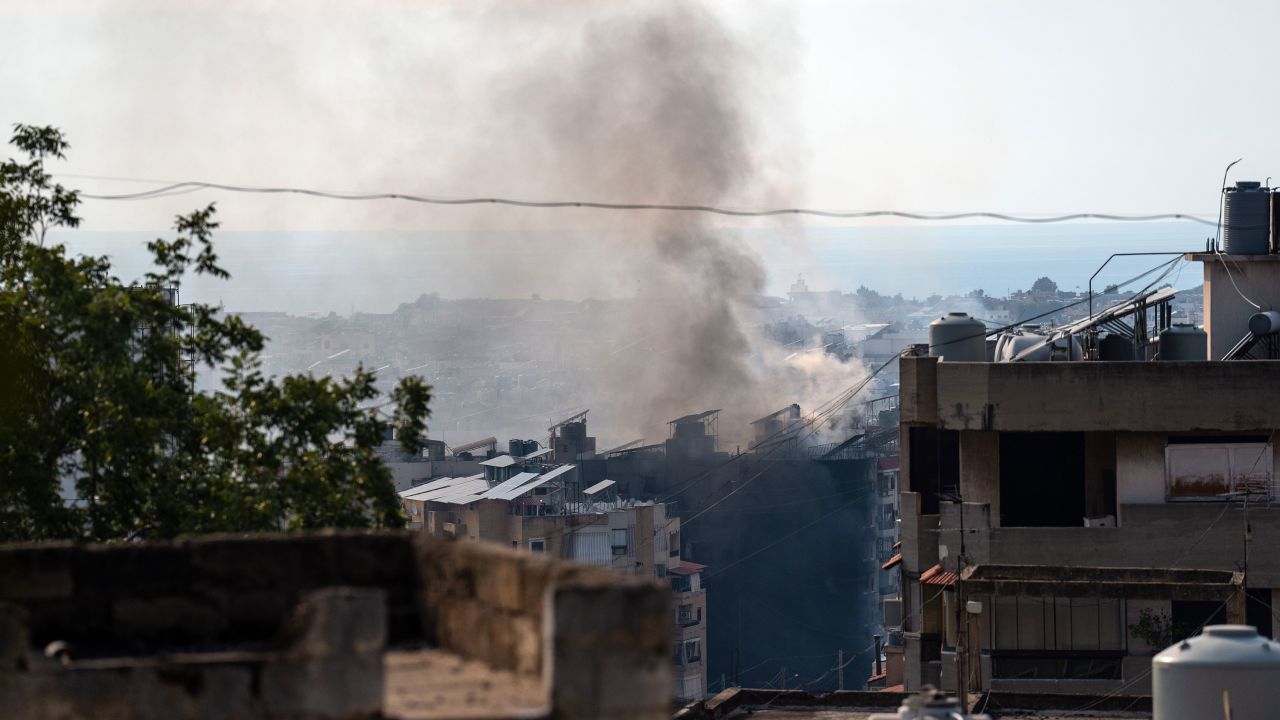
[1099,333,1135,361]
[1223,181,1270,254]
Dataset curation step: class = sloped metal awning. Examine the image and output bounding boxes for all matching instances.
[398,477,455,499]
[479,454,518,468]
[478,472,541,501]
[583,479,616,496]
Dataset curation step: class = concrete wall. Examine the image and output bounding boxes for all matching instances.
[0,531,674,720]
[980,504,1280,587]
[900,355,1280,433]
[1197,254,1280,359]
[1116,433,1166,507]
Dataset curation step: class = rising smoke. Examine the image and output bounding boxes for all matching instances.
[15,0,869,443]
[446,2,868,439]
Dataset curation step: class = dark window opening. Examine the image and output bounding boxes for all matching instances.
[1247,589,1274,639]
[1000,432,1088,527]
[990,651,1122,680]
[909,427,958,514]
[1171,600,1227,642]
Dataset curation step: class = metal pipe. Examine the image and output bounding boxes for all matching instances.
[1088,251,1188,320]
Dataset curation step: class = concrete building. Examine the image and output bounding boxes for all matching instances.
[398,452,710,701]
[891,251,1280,699]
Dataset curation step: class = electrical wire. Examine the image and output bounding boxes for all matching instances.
[72,178,1220,225]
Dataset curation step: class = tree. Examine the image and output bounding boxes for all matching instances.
[0,125,432,542]
[1031,276,1058,294]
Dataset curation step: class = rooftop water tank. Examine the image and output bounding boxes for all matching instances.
[928,312,985,361]
[993,327,1083,361]
[1248,310,1280,336]
[1158,323,1207,361]
[1223,181,1271,254]
[1098,333,1136,361]
[1153,625,1280,720]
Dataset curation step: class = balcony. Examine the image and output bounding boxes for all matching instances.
[977,503,1280,587]
[989,650,1123,680]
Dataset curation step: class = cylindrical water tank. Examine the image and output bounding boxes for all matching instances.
[928,312,986,361]
[1223,181,1271,255]
[1248,310,1280,336]
[1153,625,1280,720]
[1159,324,1207,361]
[1098,333,1136,361]
[993,328,1083,362]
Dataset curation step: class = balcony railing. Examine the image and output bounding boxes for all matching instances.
[989,650,1123,680]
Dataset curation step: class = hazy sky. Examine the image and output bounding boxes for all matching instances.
[6,0,1280,234]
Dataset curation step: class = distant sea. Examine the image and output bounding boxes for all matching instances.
[49,222,1209,314]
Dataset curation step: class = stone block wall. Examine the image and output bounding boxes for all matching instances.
[0,531,672,720]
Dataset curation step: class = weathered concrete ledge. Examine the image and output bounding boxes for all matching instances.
[0,530,672,720]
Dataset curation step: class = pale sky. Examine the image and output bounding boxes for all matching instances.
[5,0,1279,232]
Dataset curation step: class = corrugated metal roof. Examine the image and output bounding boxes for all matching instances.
[881,553,903,571]
[919,563,957,587]
[583,479,616,496]
[479,472,541,501]
[479,455,518,468]
[521,448,553,460]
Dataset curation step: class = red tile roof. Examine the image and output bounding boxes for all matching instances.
[669,561,706,576]
[881,553,903,570]
[919,563,957,587]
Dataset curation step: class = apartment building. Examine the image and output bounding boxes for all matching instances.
[397,454,709,701]
[892,250,1280,698]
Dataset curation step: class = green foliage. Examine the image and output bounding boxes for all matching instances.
[1128,608,1200,651]
[0,126,431,542]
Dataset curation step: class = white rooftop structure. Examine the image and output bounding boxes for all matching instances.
[583,479,616,496]
[479,472,542,501]
[478,454,518,468]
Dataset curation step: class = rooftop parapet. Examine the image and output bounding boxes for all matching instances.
[0,531,672,720]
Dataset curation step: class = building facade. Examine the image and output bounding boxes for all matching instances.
[891,252,1280,698]
[398,455,709,701]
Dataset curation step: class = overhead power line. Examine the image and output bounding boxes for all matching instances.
[72,178,1219,226]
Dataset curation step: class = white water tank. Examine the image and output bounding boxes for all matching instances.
[1153,625,1280,719]
[928,312,986,361]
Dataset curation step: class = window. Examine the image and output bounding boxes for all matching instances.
[669,532,680,557]
[678,604,692,623]
[1000,432,1088,527]
[1166,441,1273,500]
[529,538,545,553]
[990,596,1124,679]
[611,528,628,553]
[682,638,701,663]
